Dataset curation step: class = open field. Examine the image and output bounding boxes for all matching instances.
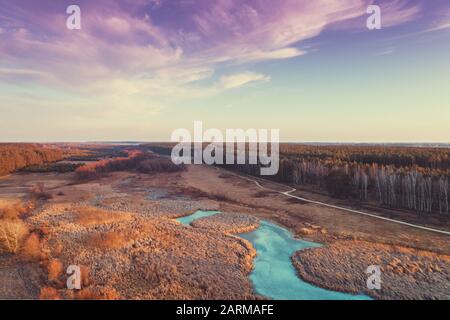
[0,145,449,300]
[0,169,260,299]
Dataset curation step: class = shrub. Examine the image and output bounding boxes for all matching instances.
[136,157,185,174]
[0,202,28,220]
[80,265,91,287]
[70,287,120,300]
[74,163,106,181]
[0,219,29,253]
[21,233,44,260]
[23,162,82,173]
[89,232,127,249]
[30,183,53,200]
[254,191,272,198]
[47,259,64,282]
[39,286,61,300]
[76,207,132,227]
[97,288,120,300]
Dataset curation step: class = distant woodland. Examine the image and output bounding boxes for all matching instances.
[2,143,448,215]
[147,143,450,215]
[0,144,185,179]
[74,150,185,180]
[0,144,67,176]
[233,145,450,215]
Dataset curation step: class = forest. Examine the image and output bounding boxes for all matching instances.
[147,143,450,215]
[0,144,67,176]
[75,150,185,180]
[230,144,450,215]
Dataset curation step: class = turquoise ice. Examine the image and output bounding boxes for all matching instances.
[177,210,220,226]
[177,211,372,300]
[240,220,371,300]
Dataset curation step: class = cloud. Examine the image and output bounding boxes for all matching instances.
[0,67,54,82]
[429,22,450,32]
[229,48,307,64]
[373,48,395,56]
[0,0,430,113]
[217,72,270,90]
[379,0,422,28]
[421,8,450,33]
[328,0,422,30]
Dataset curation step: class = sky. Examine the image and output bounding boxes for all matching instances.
[0,0,449,142]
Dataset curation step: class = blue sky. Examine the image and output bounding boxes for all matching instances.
[0,0,449,142]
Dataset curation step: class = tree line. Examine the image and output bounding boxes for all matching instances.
[75,150,185,180]
[230,145,450,215]
[0,144,66,176]
[145,143,450,214]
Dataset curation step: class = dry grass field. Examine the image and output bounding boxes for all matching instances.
[0,162,448,299]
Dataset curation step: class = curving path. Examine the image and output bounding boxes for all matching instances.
[219,168,450,236]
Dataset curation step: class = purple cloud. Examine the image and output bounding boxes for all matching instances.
[0,0,445,96]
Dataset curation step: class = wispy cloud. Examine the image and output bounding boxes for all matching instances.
[378,0,422,28]
[217,72,270,90]
[0,0,440,131]
[0,0,429,96]
[421,8,450,33]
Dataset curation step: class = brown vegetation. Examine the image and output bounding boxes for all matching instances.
[2,146,448,300]
[75,151,185,181]
[0,200,46,259]
[0,144,66,176]
[0,202,28,220]
[21,233,44,261]
[39,286,61,300]
[75,207,133,227]
[253,191,273,198]
[47,259,64,283]
[0,202,33,254]
[67,287,120,300]
[79,265,91,287]
[191,212,260,234]
[293,240,450,300]
[30,183,53,201]
[23,162,82,173]
[88,232,127,249]
[0,219,28,253]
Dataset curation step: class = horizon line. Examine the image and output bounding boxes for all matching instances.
[1,141,449,146]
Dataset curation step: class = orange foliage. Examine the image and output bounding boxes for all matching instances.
[0,143,65,176]
[75,150,184,180]
[30,183,53,200]
[0,219,29,253]
[39,287,61,300]
[69,287,120,300]
[21,233,44,261]
[80,265,91,287]
[0,202,28,220]
[76,207,132,227]
[89,232,127,249]
[47,259,64,282]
